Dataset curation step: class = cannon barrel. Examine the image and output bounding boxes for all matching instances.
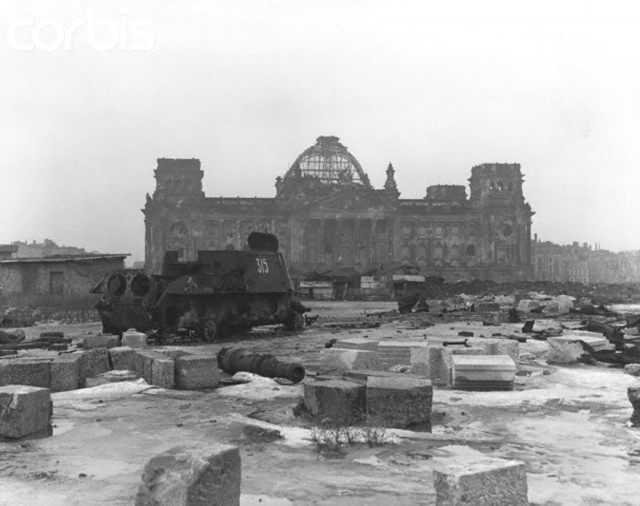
[217,346,306,384]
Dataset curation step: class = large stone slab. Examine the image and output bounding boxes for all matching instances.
[451,355,516,391]
[333,337,379,352]
[0,385,52,438]
[136,351,175,389]
[303,379,365,424]
[80,348,111,381]
[123,330,148,349]
[377,340,431,371]
[366,376,432,429]
[109,346,137,371]
[344,369,423,382]
[50,353,82,392]
[440,346,486,386]
[135,444,241,506]
[547,334,610,363]
[484,339,520,367]
[0,359,51,388]
[433,457,528,505]
[318,349,380,374]
[82,334,118,350]
[175,355,220,390]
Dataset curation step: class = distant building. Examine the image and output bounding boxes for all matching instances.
[0,254,127,305]
[11,239,88,258]
[0,245,18,260]
[143,136,534,282]
[532,237,639,284]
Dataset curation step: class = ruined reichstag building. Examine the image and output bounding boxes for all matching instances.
[143,136,533,281]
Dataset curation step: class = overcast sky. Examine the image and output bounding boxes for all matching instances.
[1,0,639,263]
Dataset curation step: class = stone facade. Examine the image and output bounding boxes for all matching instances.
[144,136,533,281]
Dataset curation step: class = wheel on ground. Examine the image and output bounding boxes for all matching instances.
[285,312,304,331]
[200,319,218,343]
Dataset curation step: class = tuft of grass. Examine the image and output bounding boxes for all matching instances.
[309,424,390,454]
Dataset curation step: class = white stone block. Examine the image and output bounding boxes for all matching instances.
[123,330,148,349]
[433,457,528,505]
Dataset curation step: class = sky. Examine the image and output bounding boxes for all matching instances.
[1,0,639,264]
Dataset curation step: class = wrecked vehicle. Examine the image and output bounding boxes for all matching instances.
[92,232,307,341]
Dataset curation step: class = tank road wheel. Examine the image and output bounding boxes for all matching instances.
[200,319,218,343]
[285,312,304,332]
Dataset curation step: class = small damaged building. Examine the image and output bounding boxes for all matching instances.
[143,136,534,282]
[0,254,127,305]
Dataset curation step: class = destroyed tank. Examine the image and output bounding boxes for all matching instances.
[92,232,306,341]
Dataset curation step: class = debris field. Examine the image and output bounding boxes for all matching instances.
[2,296,640,505]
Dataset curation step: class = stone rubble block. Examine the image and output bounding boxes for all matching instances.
[409,346,431,377]
[440,346,486,386]
[82,334,118,350]
[451,355,516,391]
[484,339,520,367]
[377,341,430,371]
[0,385,52,439]
[344,369,422,382]
[50,353,83,392]
[547,334,610,364]
[155,348,191,360]
[318,348,380,374]
[135,443,241,506]
[175,355,220,390]
[0,358,51,388]
[433,457,528,506]
[333,337,379,352]
[303,379,366,424]
[123,330,148,349]
[136,351,175,389]
[109,346,137,372]
[366,376,432,429]
[80,348,111,382]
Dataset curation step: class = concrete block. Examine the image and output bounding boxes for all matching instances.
[50,353,82,392]
[433,457,528,506]
[366,376,432,429]
[80,348,111,380]
[82,334,118,350]
[109,346,137,371]
[136,351,175,389]
[303,379,365,424]
[318,348,380,374]
[135,443,241,506]
[333,337,379,352]
[0,385,52,439]
[0,359,51,388]
[175,355,220,390]
[451,355,516,391]
[123,330,148,349]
